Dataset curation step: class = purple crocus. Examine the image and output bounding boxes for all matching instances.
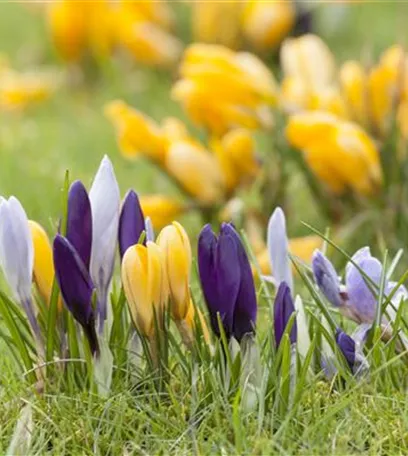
[66,181,92,270]
[274,281,297,347]
[53,234,99,355]
[118,189,146,258]
[198,223,257,341]
[335,329,355,372]
[312,247,407,325]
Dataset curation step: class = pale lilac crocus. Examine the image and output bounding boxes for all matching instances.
[0,197,41,342]
[89,155,120,332]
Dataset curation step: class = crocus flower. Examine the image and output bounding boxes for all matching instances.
[172,44,277,135]
[66,180,92,270]
[121,241,167,339]
[139,195,185,229]
[89,155,120,331]
[157,221,191,321]
[274,281,297,347]
[119,189,146,258]
[145,217,155,242]
[0,197,40,340]
[53,234,99,355]
[198,223,257,341]
[312,247,407,325]
[28,220,55,306]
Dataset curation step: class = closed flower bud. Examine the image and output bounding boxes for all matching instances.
[274,281,297,347]
[28,221,55,306]
[335,329,355,371]
[198,223,257,341]
[121,242,167,339]
[157,222,191,321]
[339,60,367,125]
[119,190,146,259]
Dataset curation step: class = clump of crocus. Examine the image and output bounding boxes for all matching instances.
[192,1,295,52]
[198,223,257,342]
[47,0,182,67]
[105,100,261,221]
[286,111,382,196]
[172,44,278,136]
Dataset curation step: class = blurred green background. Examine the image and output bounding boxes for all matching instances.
[0,1,406,232]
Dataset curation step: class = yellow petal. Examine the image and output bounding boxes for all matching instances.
[28,221,55,306]
[339,60,367,125]
[139,195,186,229]
[165,140,225,205]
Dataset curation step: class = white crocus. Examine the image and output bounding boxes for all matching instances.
[267,206,293,293]
[294,295,311,359]
[89,155,120,333]
[0,196,41,340]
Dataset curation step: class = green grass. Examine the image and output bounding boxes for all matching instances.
[1,2,408,454]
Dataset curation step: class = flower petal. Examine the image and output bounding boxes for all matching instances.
[67,180,92,270]
[118,189,146,258]
[89,155,121,327]
[312,250,343,308]
[274,281,297,347]
[267,207,293,293]
[53,234,94,328]
[335,329,355,371]
[0,197,33,304]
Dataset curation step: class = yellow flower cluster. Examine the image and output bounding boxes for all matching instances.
[172,44,278,135]
[286,111,382,195]
[0,57,56,111]
[105,99,260,215]
[192,0,296,51]
[280,34,408,140]
[122,221,209,348]
[47,0,182,66]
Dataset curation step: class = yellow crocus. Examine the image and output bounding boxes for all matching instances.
[280,34,336,90]
[172,44,277,135]
[286,111,382,195]
[211,129,259,192]
[140,195,186,229]
[47,0,88,62]
[165,140,225,205]
[114,4,182,67]
[242,0,295,51]
[104,100,166,164]
[121,241,167,338]
[28,221,55,306]
[184,299,211,346]
[157,222,191,321]
[256,235,323,276]
[192,1,243,48]
[339,60,367,126]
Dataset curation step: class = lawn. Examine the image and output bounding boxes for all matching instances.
[1,2,408,454]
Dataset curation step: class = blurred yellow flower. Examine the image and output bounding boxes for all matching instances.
[0,69,57,111]
[121,241,167,338]
[242,0,295,51]
[47,0,181,66]
[165,140,225,206]
[139,195,186,229]
[339,60,367,126]
[172,44,277,135]
[157,222,191,321]
[286,111,382,195]
[104,100,166,164]
[211,128,259,192]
